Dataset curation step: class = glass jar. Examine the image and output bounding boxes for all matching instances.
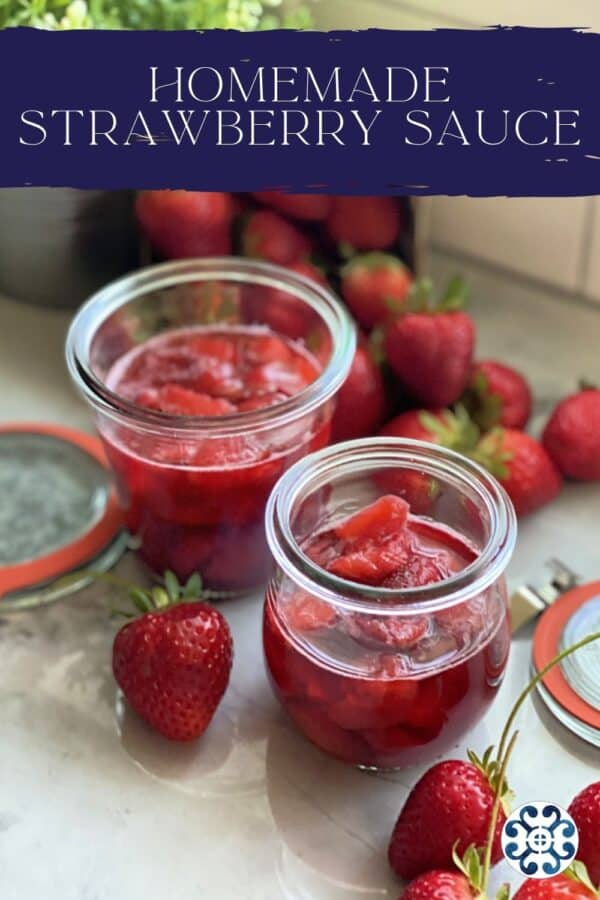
[66,258,355,594]
[263,438,517,769]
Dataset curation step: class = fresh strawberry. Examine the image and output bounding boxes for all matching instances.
[325,196,400,251]
[112,573,233,742]
[388,760,506,880]
[240,258,327,341]
[330,341,388,442]
[513,872,597,900]
[340,252,413,330]
[252,191,331,221]
[400,870,474,900]
[241,209,311,265]
[377,408,480,513]
[464,360,532,431]
[379,407,479,450]
[135,190,233,258]
[288,259,329,286]
[542,388,600,481]
[474,427,562,516]
[568,782,600,885]
[383,278,475,408]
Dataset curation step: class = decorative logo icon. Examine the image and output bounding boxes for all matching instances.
[502,802,579,879]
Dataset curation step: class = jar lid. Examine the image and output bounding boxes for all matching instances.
[0,422,126,609]
[532,579,600,748]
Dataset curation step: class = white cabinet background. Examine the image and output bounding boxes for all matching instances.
[314,0,600,303]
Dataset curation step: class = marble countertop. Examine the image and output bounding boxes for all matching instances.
[0,252,599,900]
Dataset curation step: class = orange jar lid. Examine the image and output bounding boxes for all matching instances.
[532,579,600,746]
[0,422,126,608]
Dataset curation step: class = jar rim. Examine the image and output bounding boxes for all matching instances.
[265,437,517,615]
[65,257,356,436]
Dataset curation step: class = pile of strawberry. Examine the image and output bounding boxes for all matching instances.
[134,189,600,517]
[97,564,600,900]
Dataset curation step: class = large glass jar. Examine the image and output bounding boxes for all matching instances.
[66,258,355,594]
[263,438,517,769]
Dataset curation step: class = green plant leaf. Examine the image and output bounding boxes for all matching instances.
[183,572,203,599]
[164,570,181,603]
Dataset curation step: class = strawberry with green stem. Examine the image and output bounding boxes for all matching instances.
[383,276,475,408]
[52,569,233,742]
[513,866,599,900]
[473,428,562,518]
[340,252,413,330]
[464,361,532,432]
[390,630,600,890]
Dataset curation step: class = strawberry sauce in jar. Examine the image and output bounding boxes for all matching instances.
[66,259,355,593]
[263,439,516,769]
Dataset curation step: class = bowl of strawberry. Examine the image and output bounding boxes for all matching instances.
[66,257,355,594]
[263,437,516,770]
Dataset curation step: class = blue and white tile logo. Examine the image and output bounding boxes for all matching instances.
[502,802,579,879]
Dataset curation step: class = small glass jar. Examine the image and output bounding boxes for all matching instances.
[263,438,517,769]
[66,258,355,594]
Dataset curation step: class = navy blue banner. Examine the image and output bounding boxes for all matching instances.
[1,26,599,195]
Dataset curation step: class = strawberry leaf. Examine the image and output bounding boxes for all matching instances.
[164,570,181,603]
[150,586,170,609]
[183,572,203,599]
[495,883,511,900]
[368,326,386,366]
[384,295,404,314]
[441,275,469,311]
[338,241,355,260]
[407,276,435,312]
[565,861,597,895]
[128,587,152,614]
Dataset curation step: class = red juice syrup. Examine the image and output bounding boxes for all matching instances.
[263,496,511,768]
[102,325,327,592]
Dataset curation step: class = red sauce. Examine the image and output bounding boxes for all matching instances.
[263,496,510,768]
[102,326,327,591]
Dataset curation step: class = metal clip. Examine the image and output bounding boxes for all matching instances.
[510,559,581,633]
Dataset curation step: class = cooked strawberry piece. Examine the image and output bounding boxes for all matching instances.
[286,701,369,762]
[243,333,293,365]
[329,667,419,730]
[111,326,321,419]
[334,495,409,543]
[382,553,452,589]
[348,614,428,649]
[285,593,337,632]
[237,391,289,412]
[327,535,410,584]
[188,335,237,363]
[135,385,235,416]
